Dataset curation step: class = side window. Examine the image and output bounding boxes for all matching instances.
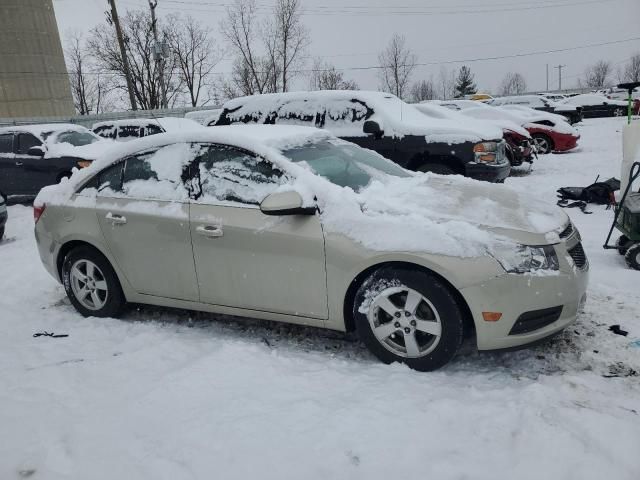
[120,143,194,201]
[117,125,142,140]
[323,99,372,132]
[93,162,125,195]
[197,145,284,205]
[0,134,13,154]
[93,125,116,139]
[16,133,42,154]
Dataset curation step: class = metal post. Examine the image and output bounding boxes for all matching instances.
[554,64,566,92]
[108,0,137,111]
[546,63,549,91]
[148,0,167,109]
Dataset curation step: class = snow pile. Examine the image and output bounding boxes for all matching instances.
[218,90,503,142]
[412,102,512,138]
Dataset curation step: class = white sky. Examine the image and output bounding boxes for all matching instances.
[52,0,640,95]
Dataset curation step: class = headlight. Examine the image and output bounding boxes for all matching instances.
[492,244,559,273]
[77,160,92,168]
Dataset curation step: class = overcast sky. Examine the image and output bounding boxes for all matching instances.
[52,0,640,96]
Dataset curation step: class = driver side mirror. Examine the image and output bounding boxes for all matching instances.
[363,120,384,138]
[260,191,316,216]
[27,146,45,157]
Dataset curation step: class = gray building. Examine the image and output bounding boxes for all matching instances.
[0,0,74,118]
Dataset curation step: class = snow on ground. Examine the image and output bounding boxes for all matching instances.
[1,118,639,480]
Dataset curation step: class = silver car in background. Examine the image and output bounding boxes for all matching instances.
[34,126,588,371]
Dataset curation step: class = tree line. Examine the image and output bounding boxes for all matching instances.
[64,0,640,114]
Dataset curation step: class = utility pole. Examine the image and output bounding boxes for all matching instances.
[107,0,137,111]
[554,64,566,92]
[546,63,549,91]
[148,0,167,109]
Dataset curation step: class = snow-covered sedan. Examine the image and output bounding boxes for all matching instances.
[560,93,629,118]
[0,124,111,199]
[34,126,588,371]
[489,95,583,125]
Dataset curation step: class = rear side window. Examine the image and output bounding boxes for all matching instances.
[0,134,13,153]
[94,125,117,139]
[196,145,284,205]
[145,124,164,136]
[95,162,125,194]
[16,133,42,154]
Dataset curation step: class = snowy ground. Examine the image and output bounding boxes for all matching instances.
[1,118,639,480]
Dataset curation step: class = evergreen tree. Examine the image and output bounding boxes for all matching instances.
[454,65,477,98]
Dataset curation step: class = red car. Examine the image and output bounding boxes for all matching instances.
[524,120,580,154]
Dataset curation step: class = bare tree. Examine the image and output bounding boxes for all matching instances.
[169,16,222,106]
[65,32,111,114]
[579,60,613,89]
[221,0,275,95]
[308,58,358,90]
[378,34,416,99]
[437,66,456,100]
[89,9,182,109]
[409,78,436,102]
[498,72,527,96]
[270,0,308,92]
[620,53,640,83]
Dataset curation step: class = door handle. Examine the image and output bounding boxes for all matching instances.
[15,162,23,166]
[105,212,127,225]
[196,225,223,238]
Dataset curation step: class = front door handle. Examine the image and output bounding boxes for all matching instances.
[196,225,223,238]
[105,212,127,225]
[15,162,23,166]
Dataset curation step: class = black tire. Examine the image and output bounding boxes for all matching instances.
[62,246,126,317]
[614,108,625,117]
[531,133,554,154]
[352,267,464,371]
[417,163,456,175]
[616,235,630,255]
[0,226,4,240]
[624,243,640,271]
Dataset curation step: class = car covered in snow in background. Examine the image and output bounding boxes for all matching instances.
[0,124,110,199]
[438,100,580,155]
[214,90,511,182]
[489,95,583,125]
[560,93,629,118]
[416,101,534,166]
[92,117,205,141]
[185,108,222,126]
[34,125,588,371]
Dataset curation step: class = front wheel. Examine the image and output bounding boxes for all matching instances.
[625,243,640,270]
[614,108,625,117]
[62,246,126,317]
[352,268,464,371]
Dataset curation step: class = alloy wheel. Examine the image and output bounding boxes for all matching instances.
[69,259,109,311]
[533,136,550,154]
[367,286,442,358]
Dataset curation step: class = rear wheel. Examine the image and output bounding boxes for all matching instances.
[62,246,126,317]
[614,108,625,117]
[616,235,631,255]
[625,243,640,270]
[531,133,553,154]
[417,163,456,175]
[352,267,464,371]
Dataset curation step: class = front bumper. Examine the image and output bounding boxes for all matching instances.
[461,232,589,350]
[465,161,511,183]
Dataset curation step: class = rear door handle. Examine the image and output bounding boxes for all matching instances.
[105,212,127,225]
[15,162,23,166]
[196,225,223,238]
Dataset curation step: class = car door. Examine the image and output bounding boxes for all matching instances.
[13,132,52,195]
[0,133,18,196]
[189,144,328,320]
[94,144,199,301]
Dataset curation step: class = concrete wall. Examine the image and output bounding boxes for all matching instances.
[0,0,74,118]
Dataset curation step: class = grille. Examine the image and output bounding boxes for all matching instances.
[568,242,587,269]
[509,306,563,335]
[559,222,574,238]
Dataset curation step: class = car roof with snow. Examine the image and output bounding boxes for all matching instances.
[562,93,627,106]
[217,90,503,141]
[0,123,90,139]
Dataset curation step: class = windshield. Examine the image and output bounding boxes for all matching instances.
[53,130,100,146]
[281,139,411,190]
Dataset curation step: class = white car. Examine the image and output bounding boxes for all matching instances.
[34,125,588,371]
[489,95,582,124]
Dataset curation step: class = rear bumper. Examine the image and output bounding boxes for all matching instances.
[552,133,579,152]
[34,226,61,282]
[465,161,511,182]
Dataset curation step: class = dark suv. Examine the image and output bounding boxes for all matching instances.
[0,124,102,199]
[214,91,510,182]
